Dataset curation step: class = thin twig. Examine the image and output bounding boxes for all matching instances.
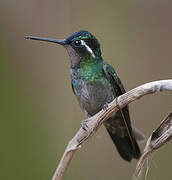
[52,79,172,180]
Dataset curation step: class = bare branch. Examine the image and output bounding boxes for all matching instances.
[134,112,172,180]
[52,79,172,180]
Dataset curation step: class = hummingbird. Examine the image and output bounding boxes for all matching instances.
[25,30,144,161]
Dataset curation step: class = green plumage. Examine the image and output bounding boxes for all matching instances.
[68,31,141,161]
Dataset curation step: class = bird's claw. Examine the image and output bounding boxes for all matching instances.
[103,102,109,110]
[81,119,89,131]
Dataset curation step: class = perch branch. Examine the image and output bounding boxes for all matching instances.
[52,79,172,180]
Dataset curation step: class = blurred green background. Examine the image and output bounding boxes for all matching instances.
[0,0,172,180]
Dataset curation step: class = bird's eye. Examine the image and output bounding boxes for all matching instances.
[74,40,81,46]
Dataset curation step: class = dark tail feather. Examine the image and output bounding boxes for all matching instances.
[106,129,141,162]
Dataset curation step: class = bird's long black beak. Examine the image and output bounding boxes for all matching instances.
[24,36,66,46]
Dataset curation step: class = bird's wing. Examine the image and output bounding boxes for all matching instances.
[102,62,139,156]
[103,62,126,95]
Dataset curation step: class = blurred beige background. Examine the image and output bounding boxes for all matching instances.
[0,0,172,180]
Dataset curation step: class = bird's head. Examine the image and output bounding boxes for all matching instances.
[25,30,102,68]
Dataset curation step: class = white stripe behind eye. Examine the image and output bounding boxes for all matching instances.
[81,40,96,58]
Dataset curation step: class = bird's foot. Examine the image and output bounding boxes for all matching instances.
[103,102,109,110]
[81,119,90,131]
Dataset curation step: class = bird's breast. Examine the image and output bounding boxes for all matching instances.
[73,79,114,116]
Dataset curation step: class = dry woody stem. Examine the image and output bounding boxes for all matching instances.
[134,112,172,179]
[52,79,172,180]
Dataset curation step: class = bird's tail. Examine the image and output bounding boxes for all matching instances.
[106,127,143,161]
[104,109,145,162]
